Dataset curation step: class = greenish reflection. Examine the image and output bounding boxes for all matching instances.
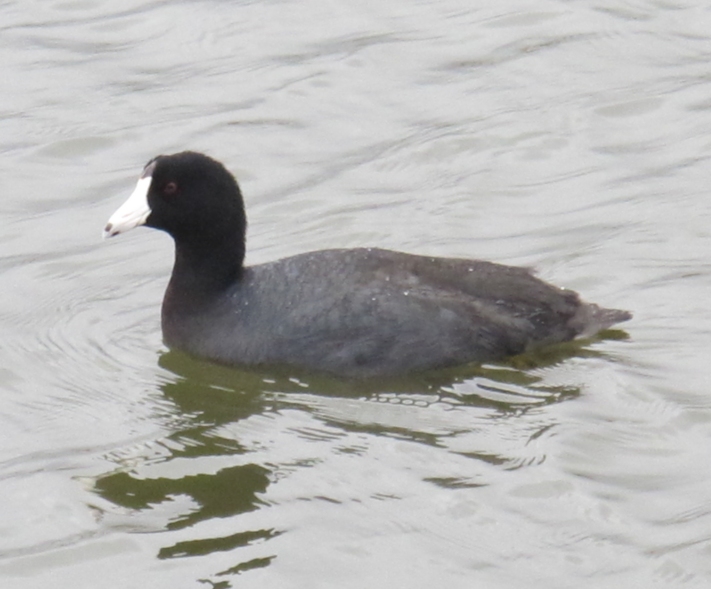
[160,529,280,559]
[92,330,626,586]
[93,353,285,586]
[156,332,618,407]
[94,465,270,531]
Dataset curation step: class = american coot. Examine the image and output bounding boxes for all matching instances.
[104,151,631,378]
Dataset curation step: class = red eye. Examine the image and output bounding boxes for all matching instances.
[164,182,178,195]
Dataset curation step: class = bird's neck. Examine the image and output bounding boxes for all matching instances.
[166,235,246,304]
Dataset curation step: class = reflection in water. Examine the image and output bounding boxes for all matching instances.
[95,465,271,531]
[1,0,706,581]
[93,356,281,578]
[86,335,632,586]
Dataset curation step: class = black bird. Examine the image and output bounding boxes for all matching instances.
[104,151,631,378]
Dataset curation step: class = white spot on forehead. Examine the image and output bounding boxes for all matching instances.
[141,160,157,179]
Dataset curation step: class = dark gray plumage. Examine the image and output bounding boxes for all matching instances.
[104,151,631,378]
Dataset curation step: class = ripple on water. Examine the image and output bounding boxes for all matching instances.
[4,0,711,586]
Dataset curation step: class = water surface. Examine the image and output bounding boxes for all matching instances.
[2,1,711,587]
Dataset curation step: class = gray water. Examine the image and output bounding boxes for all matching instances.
[2,1,711,587]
